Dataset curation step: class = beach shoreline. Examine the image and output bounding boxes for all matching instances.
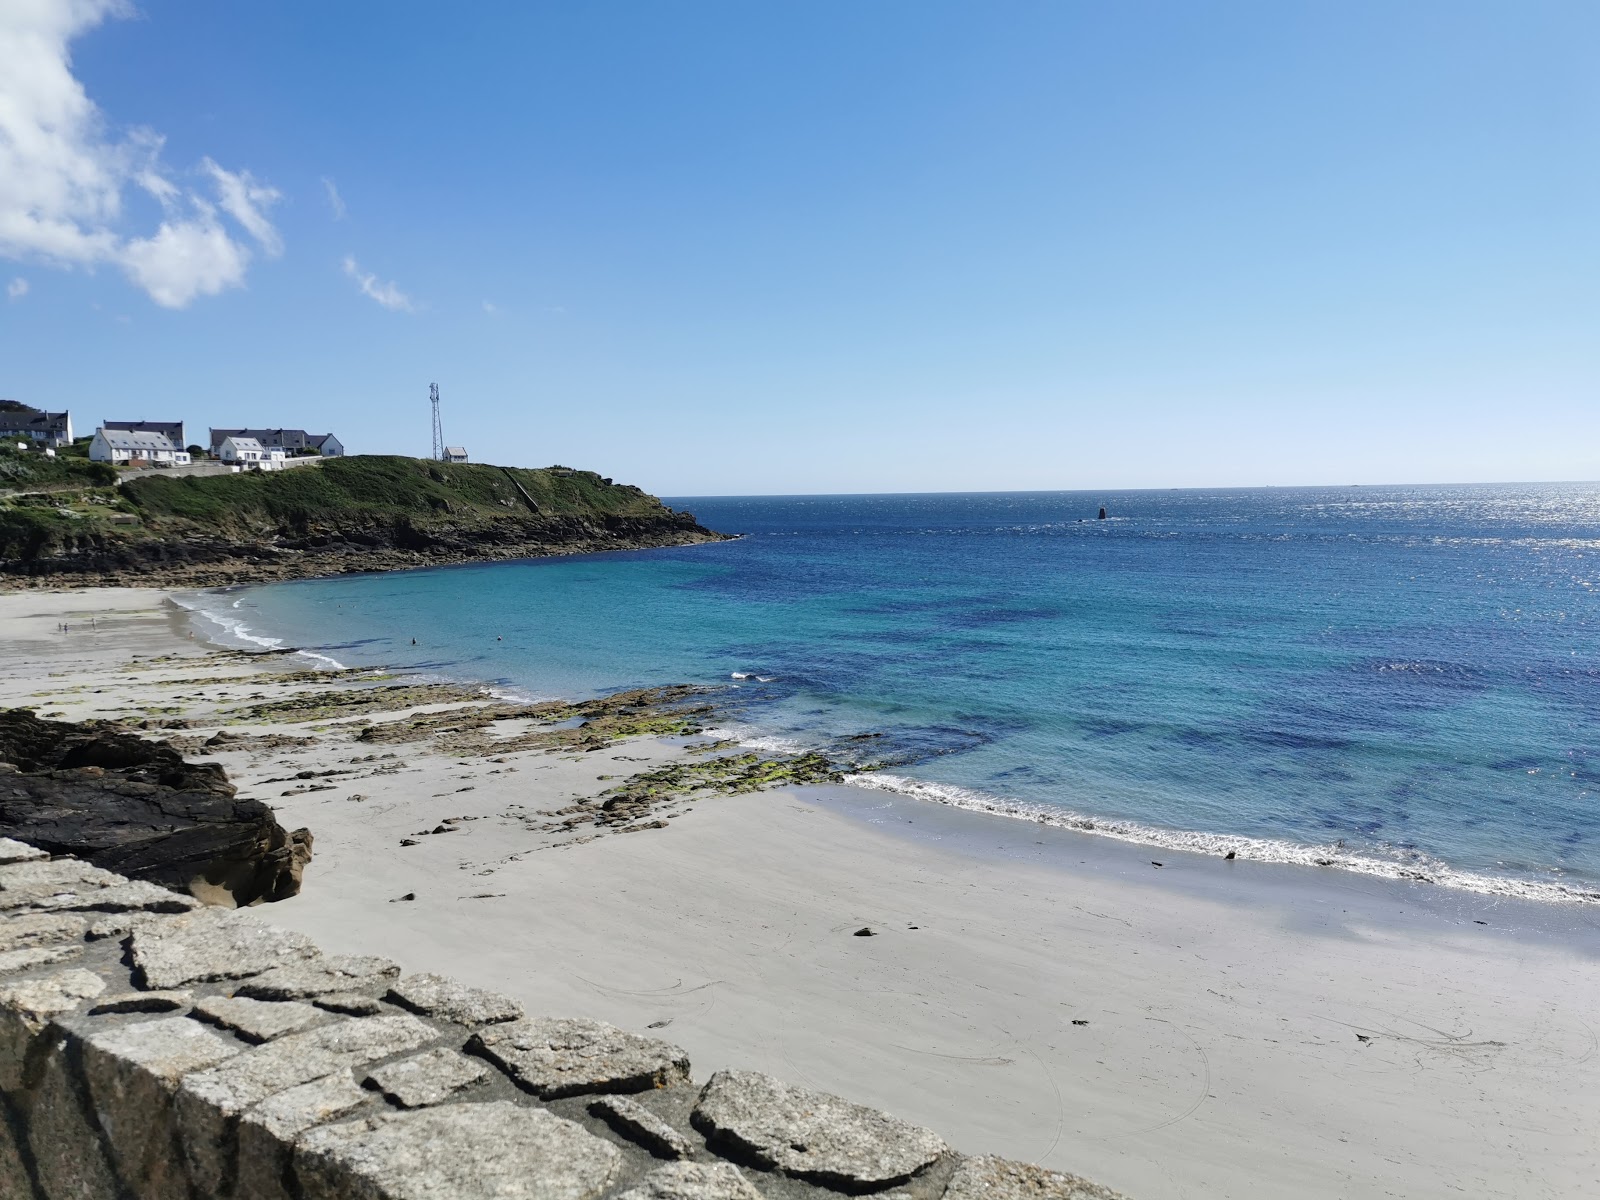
[3,586,1598,1199]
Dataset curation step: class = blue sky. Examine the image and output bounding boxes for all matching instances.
[1,2,1596,495]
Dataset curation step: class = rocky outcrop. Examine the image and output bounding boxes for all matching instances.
[0,841,1131,1200]
[0,710,312,907]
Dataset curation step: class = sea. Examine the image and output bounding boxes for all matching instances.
[176,484,1600,905]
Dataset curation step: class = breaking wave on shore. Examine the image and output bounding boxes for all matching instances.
[842,771,1600,906]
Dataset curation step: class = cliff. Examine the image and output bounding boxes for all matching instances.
[0,453,728,586]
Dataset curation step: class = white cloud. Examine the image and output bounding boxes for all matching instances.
[0,0,281,307]
[321,176,345,220]
[482,300,497,315]
[342,255,413,312]
[6,277,26,300]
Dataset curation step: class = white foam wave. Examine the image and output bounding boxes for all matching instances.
[844,773,1600,906]
[699,726,810,755]
[170,592,346,671]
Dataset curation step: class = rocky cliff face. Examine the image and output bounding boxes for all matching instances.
[0,710,310,906]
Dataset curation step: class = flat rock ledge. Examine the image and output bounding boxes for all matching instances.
[0,842,1132,1200]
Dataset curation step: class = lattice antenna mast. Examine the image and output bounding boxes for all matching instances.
[429,383,445,461]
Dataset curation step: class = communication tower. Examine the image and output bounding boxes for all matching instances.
[429,383,444,461]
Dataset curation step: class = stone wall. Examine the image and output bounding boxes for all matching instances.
[0,836,1126,1200]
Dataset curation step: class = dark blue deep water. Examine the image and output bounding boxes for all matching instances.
[182,484,1600,901]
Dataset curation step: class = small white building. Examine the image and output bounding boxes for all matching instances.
[89,428,191,467]
[219,436,287,469]
[443,446,469,464]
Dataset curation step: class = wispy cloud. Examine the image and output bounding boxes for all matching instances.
[0,0,282,308]
[6,277,26,301]
[342,255,414,312]
[322,177,346,220]
[482,300,497,315]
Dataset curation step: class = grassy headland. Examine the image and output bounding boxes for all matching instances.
[0,451,728,587]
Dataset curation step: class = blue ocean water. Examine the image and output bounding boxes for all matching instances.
[180,484,1600,902]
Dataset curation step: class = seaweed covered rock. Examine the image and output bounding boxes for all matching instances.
[0,709,311,906]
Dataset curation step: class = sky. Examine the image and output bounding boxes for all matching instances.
[1,1,1596,496]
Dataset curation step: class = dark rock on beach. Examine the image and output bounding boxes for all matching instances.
[0,708,312,906]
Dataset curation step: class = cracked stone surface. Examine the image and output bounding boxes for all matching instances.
[0,967,106,1089]
[314,991,385,1015]
[0,837,47,865]
[592,1095,697,1159]
[236,954,402,1000]
[237,1071,372,1200]
[0,942,83,975]
[942,1157,1130,1200]
[34,879,199,914]
[617,1162,765,1200]
[0,911,89,951]
[469,1016,691,1099]
[193,994,328,1043]
[130,907,321,988]
[692,1070,947,1188]
[177,1013,439,1195]
[295,1100,624,1200]
[89,990,192,1015]
[364,1046,490,1108]
[81,1017,245,1200]
[0,858,123,910]
[385,971,523,1025]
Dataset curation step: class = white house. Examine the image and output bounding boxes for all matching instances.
[443,446,469,464]
[219,436,287,469]
[89,428,191,467]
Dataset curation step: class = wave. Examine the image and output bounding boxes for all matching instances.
[169,592,347,671]
[842,773,1600,906]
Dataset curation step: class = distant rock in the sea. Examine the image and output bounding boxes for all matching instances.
[0,709,311,906]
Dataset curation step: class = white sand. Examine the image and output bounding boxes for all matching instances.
[3,587,1598,1199]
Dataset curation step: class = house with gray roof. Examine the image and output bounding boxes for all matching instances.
[103,419,187,450]
[0,402,73,447]
[89,427,191,466]
[209,428,344,457]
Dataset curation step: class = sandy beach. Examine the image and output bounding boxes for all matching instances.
[3,586,1598,1200]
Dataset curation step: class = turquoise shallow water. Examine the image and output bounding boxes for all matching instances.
[179,484,1600,903]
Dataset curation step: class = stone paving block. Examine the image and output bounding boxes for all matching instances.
[176,1013,439,1196]
[591,1094,697,1160]
[237,1071,371,1200]
[0,858,123,911]
[0,966,106,1090]
[617,1162,765,1200]
[32,1047,119,1200]
[193,994,328,1043]
[363,1047,490,1108]
[0,1116,28,1198]
[942,1156,1130,1200]
[86,911,163,941]
[0,943,83,976]
[35,879,199,914]
[81,1016,245,1200]
[130,907,321,988]
[469,1016,690,1099]
[294,1100,624,1200]
[385,971,523,1025]
[0,837,47,865]
[692,1070,947,1189]
[0,912,88,952]
[89,990,192,1015]
[314,991,385,1015]
[237,954,402,1001]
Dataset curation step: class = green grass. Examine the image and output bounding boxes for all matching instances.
[122,456,666,535]
[1,453,698,569]
[0,446,116,492]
